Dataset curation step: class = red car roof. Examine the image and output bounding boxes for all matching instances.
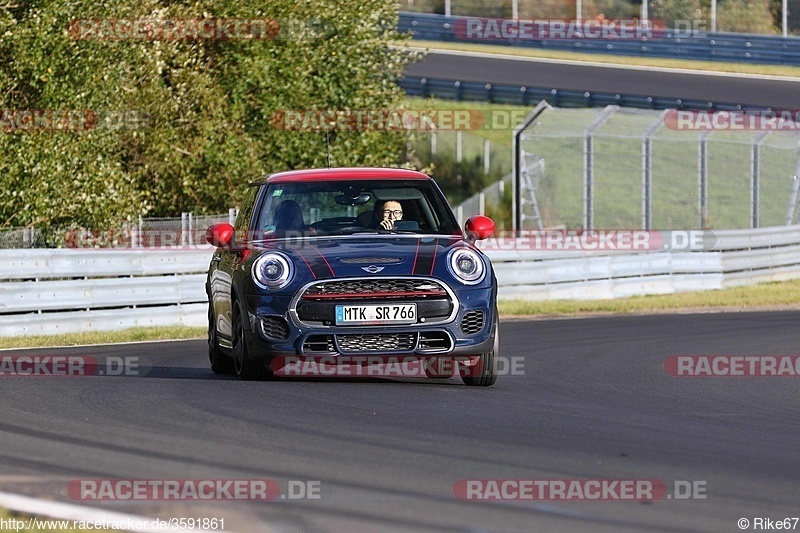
[263,167,430,184]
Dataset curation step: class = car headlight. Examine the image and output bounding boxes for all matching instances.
[447,248,485,285]
[252,252,294,289]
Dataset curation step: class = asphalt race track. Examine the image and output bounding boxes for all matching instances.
[1,312,799,532]
[405,50,800,109]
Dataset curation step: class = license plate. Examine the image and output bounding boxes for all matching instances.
[335,304,417,325]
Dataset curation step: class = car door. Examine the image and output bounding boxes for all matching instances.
[213,184,261,342]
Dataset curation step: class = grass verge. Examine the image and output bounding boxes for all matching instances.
[500,279,800,317]
[402,96,528,145]
[0,325,205,350]
[407,39,800,78]
[1,280,800,350]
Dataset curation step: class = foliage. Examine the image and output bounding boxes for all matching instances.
[410,135,506,205]
[779,0,800,34]
[581,0,640,19]
[0,0,417,233]
[717,0,776,34]
[649,0,703,28]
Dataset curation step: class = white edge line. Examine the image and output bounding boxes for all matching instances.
[0,490,238,533]
[0,337,204,353]
[409,46,800,84]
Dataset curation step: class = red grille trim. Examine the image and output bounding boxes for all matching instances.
[302,290,446,300]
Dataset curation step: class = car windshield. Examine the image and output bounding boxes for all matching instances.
[254,179,460,238]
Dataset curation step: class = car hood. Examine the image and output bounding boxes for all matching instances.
[254,235,472,279]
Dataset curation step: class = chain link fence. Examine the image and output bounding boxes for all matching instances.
[411,129,513,207]
[453,158,546,231]
[454,174,509,225]
[0,227,48,249]
[517,104,800,231]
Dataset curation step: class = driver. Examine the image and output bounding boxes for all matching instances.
[378,200,403,230]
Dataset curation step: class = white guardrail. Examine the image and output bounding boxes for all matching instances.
[0,225,799,336]
[0,248,214,336]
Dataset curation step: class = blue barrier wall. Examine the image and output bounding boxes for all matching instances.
[399,76,769,111]
[399,12,800,66]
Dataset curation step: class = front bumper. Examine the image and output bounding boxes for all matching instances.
[241,285,496,361]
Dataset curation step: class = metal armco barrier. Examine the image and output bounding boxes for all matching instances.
[0,248,214,336]
[0,225,798,336]
[399,12,800,66]
[399,76,763,112]
[480,225,800,300]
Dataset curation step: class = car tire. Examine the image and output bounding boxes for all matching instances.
[460,315,499,387]
[208,304,235,374]
[232,300,271,381]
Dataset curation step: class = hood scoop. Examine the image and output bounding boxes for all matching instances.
[339,257,403,265]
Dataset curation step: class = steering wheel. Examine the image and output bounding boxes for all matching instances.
[310,217,362,231]
[329,225,369,234]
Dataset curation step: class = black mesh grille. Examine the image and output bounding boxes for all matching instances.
[337,332,417,353]
[461,310,485,335]
[418,331,452,352]
[303,335,336,354]
[303,279,447,297]
[260,315,290,340]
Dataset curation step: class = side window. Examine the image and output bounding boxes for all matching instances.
[234,185,261,243]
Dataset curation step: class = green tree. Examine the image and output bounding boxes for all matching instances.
[717,0,775,33]
[649,0,702,28]
[518,0,573,19]
[582,0,640,19]
[0,0,417,233]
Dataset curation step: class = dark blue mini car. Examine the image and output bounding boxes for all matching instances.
[205,168,498,385]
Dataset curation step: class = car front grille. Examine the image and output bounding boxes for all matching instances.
[301,331,453,355]
[337,333,417,353]
[260,315,290,340]
[461,310,485,335]
[302,278,448,300]
[295,277,456,327]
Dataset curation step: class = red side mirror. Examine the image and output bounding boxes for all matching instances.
[465,215,494,241]
[206,223,235,249]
